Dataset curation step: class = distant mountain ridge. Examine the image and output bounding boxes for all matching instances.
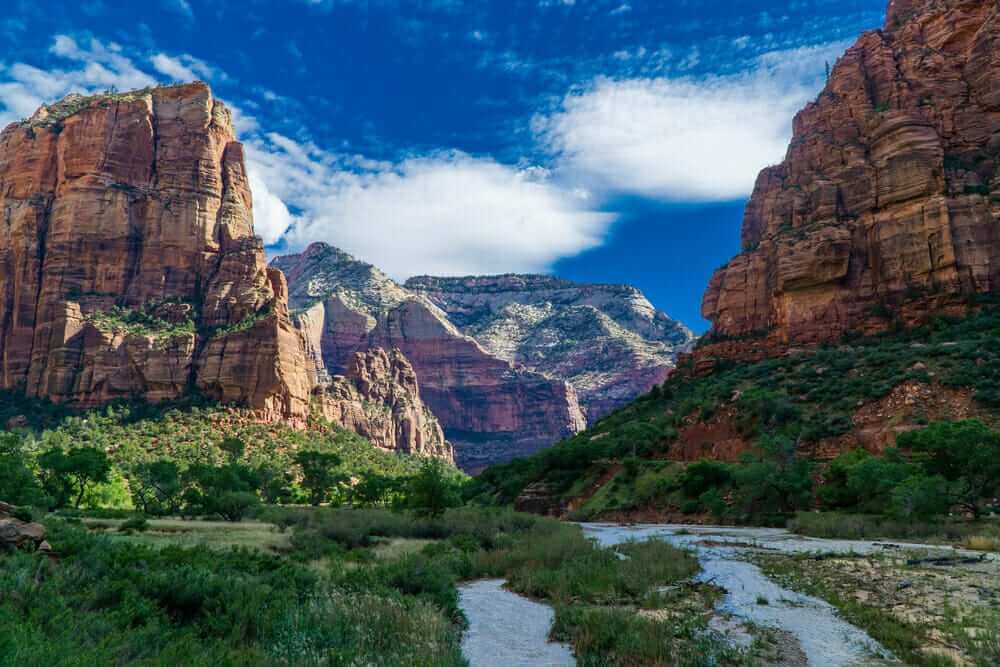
[272,242,693,469]
[405,274,694,420]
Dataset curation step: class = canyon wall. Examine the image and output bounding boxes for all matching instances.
[315,348,454,460]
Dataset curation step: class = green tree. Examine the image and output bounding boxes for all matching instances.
[680,460,732,498]
[38,447,111,509]
[732,435,814,516]
[898,420,1000,518]
[890,475,950,519]
[219,437,246,463]
[0,433,49,507]
[182,463,261,521]
[406,460,462,517]
[130,461,184,515]
[294,451,344,506]
[352,473,403,507]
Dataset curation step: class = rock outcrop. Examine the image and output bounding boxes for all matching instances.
[700,0,1000,359]
[315,348,454,461]
[0,502,50,554]
[272,243,588,470]
[406,275,694,420]
[0,83,311,422]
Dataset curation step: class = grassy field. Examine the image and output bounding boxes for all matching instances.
[81,517,294,552]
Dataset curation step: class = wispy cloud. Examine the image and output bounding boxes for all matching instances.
[0,35,157,126]
[162,0,195,22]
[150,53,222,83]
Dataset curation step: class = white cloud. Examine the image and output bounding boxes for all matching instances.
[246,134,613,277]
[150,53,219,82]
[535,41,849,201]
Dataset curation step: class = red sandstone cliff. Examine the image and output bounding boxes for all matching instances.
[700,0,1000,359]
[0,84,311,421]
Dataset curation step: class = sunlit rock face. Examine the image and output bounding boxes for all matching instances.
[700,0,1000,360]
[0,83,310,423]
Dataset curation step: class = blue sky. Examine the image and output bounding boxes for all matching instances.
[0,0,886,331]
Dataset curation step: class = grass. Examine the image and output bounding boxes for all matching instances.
[0,517,466,666]
[249,506,746,665]
[82,517,293,553]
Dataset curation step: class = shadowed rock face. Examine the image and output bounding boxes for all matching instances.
[272,243,589,470]
[0,83,310,422]
[405,275,694,421]
[700,0,1000,360]
[316,348,454,461]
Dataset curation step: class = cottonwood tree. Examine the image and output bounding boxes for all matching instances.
[38,447,111,509]
[294,451,344,506]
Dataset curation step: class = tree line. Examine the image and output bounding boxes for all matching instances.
[0,433,464,520]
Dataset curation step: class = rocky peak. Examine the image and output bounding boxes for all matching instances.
[700,0,1000,360]
[272,242,412,317]
[272,243,588,469]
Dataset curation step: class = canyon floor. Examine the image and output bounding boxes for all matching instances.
[81,514,1000,666]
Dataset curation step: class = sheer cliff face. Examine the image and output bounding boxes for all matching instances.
[272,243,588,470]
[0,83,310,421]
[701,0,1000,355]
[405,275,694,420]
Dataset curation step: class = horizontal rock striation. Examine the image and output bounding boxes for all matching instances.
[700,0,1000,360]
[315,348,453,461]
[273,243,588,470]
[405,274,694,420]
[0,83,311,422]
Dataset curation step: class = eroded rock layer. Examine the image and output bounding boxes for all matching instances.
[272,243,588,469]
[316,348,453,461]
[0,83,310,422]
[700,0,1000,359]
